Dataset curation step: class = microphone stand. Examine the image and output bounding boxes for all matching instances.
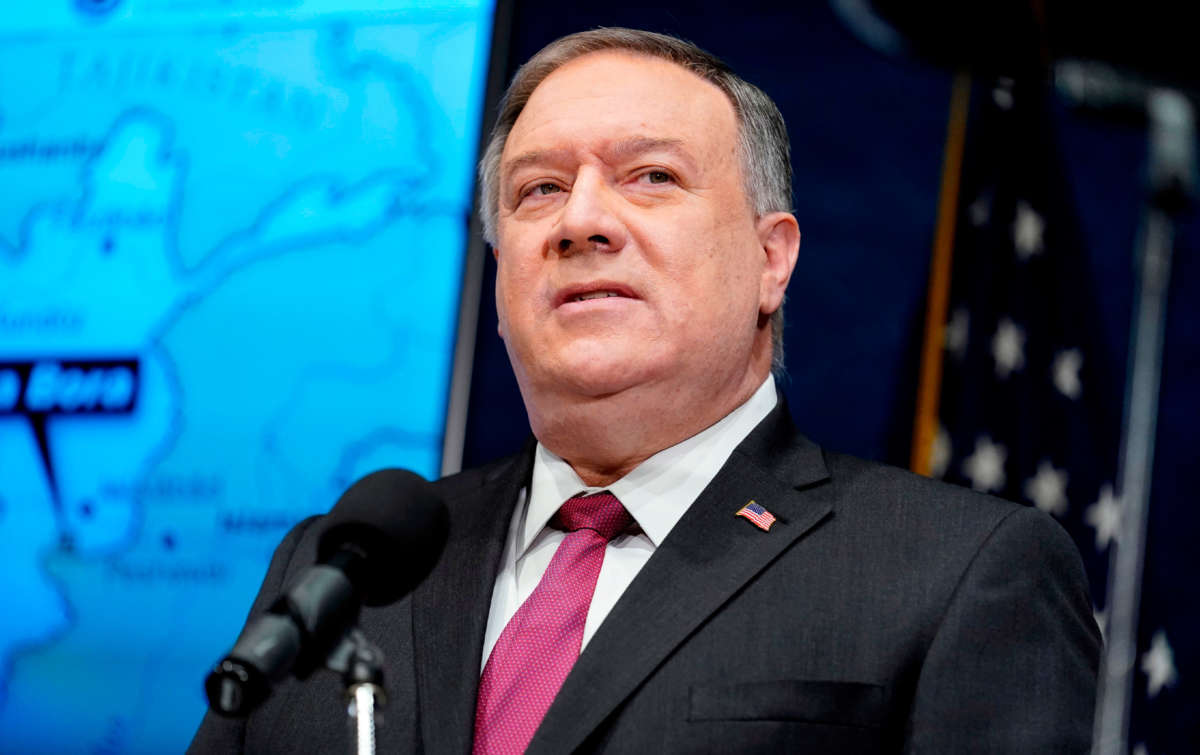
[324,626,387,755]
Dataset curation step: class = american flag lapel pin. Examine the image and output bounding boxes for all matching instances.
[735,500,776,531]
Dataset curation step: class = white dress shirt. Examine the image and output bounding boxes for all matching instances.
[481,376,778,669]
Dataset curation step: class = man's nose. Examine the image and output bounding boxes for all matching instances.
[551,173,628,256]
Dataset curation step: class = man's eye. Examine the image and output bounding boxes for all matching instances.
[644,171,672,184]
[534,183,561,195]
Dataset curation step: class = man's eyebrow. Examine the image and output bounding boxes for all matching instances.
[605,136,688,164]
[501,137,692,181]
[501,148,571,180]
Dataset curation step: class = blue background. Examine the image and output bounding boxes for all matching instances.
[0,1,495,752]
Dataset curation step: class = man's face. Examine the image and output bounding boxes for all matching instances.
[494,51,783,420]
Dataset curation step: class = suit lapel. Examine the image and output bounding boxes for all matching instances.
[413,445,533,755]
[527,404,834,755]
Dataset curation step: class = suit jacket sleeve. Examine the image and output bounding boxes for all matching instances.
[904,505,1101,753]
[186,515,321,755]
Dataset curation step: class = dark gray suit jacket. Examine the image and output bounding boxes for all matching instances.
[189,404,1100,753]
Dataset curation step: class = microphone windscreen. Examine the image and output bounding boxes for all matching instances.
[316,468,448,606]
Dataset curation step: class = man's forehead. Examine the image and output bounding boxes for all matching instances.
[521,50,731,115]
[500,51,737,166]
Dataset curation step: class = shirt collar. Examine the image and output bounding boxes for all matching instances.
[520,375,778,557]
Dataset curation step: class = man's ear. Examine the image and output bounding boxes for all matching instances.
[492,245,507,339]
[755,212,800,316]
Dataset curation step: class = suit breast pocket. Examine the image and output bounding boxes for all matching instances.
[688,679,887,728]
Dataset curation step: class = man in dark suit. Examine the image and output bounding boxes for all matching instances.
[190,28,1100,753]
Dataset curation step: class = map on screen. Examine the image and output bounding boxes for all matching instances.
[0,1,493,751]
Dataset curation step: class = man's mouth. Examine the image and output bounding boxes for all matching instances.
[555,283,638,307]
[572,291,623,302]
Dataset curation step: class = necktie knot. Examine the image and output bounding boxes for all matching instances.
[552,491,632,542]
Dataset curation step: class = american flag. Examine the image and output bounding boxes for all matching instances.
[735,501,776,531]
[917,74,1193,752]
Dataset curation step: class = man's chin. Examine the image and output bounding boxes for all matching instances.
[543,356,665,401]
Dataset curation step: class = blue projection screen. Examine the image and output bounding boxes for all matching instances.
[0,1,495,751]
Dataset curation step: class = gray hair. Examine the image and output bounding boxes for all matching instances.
[478,27,794,373]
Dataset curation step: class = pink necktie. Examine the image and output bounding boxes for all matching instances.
[473,491,632,755]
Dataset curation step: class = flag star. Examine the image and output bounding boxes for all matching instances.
[962,435,1006,493]
[969,194,991,226]
[1053,348,1083,400]
[1024,460,1069,516]
[1012,201,1045,259]
[944,308,969,359]
[1141,630,1178,698]
[1085,484,1121,550]
[931,425,952,478]
[992,318,1026,378]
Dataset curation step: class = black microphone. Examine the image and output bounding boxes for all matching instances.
[204,468,448,717]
